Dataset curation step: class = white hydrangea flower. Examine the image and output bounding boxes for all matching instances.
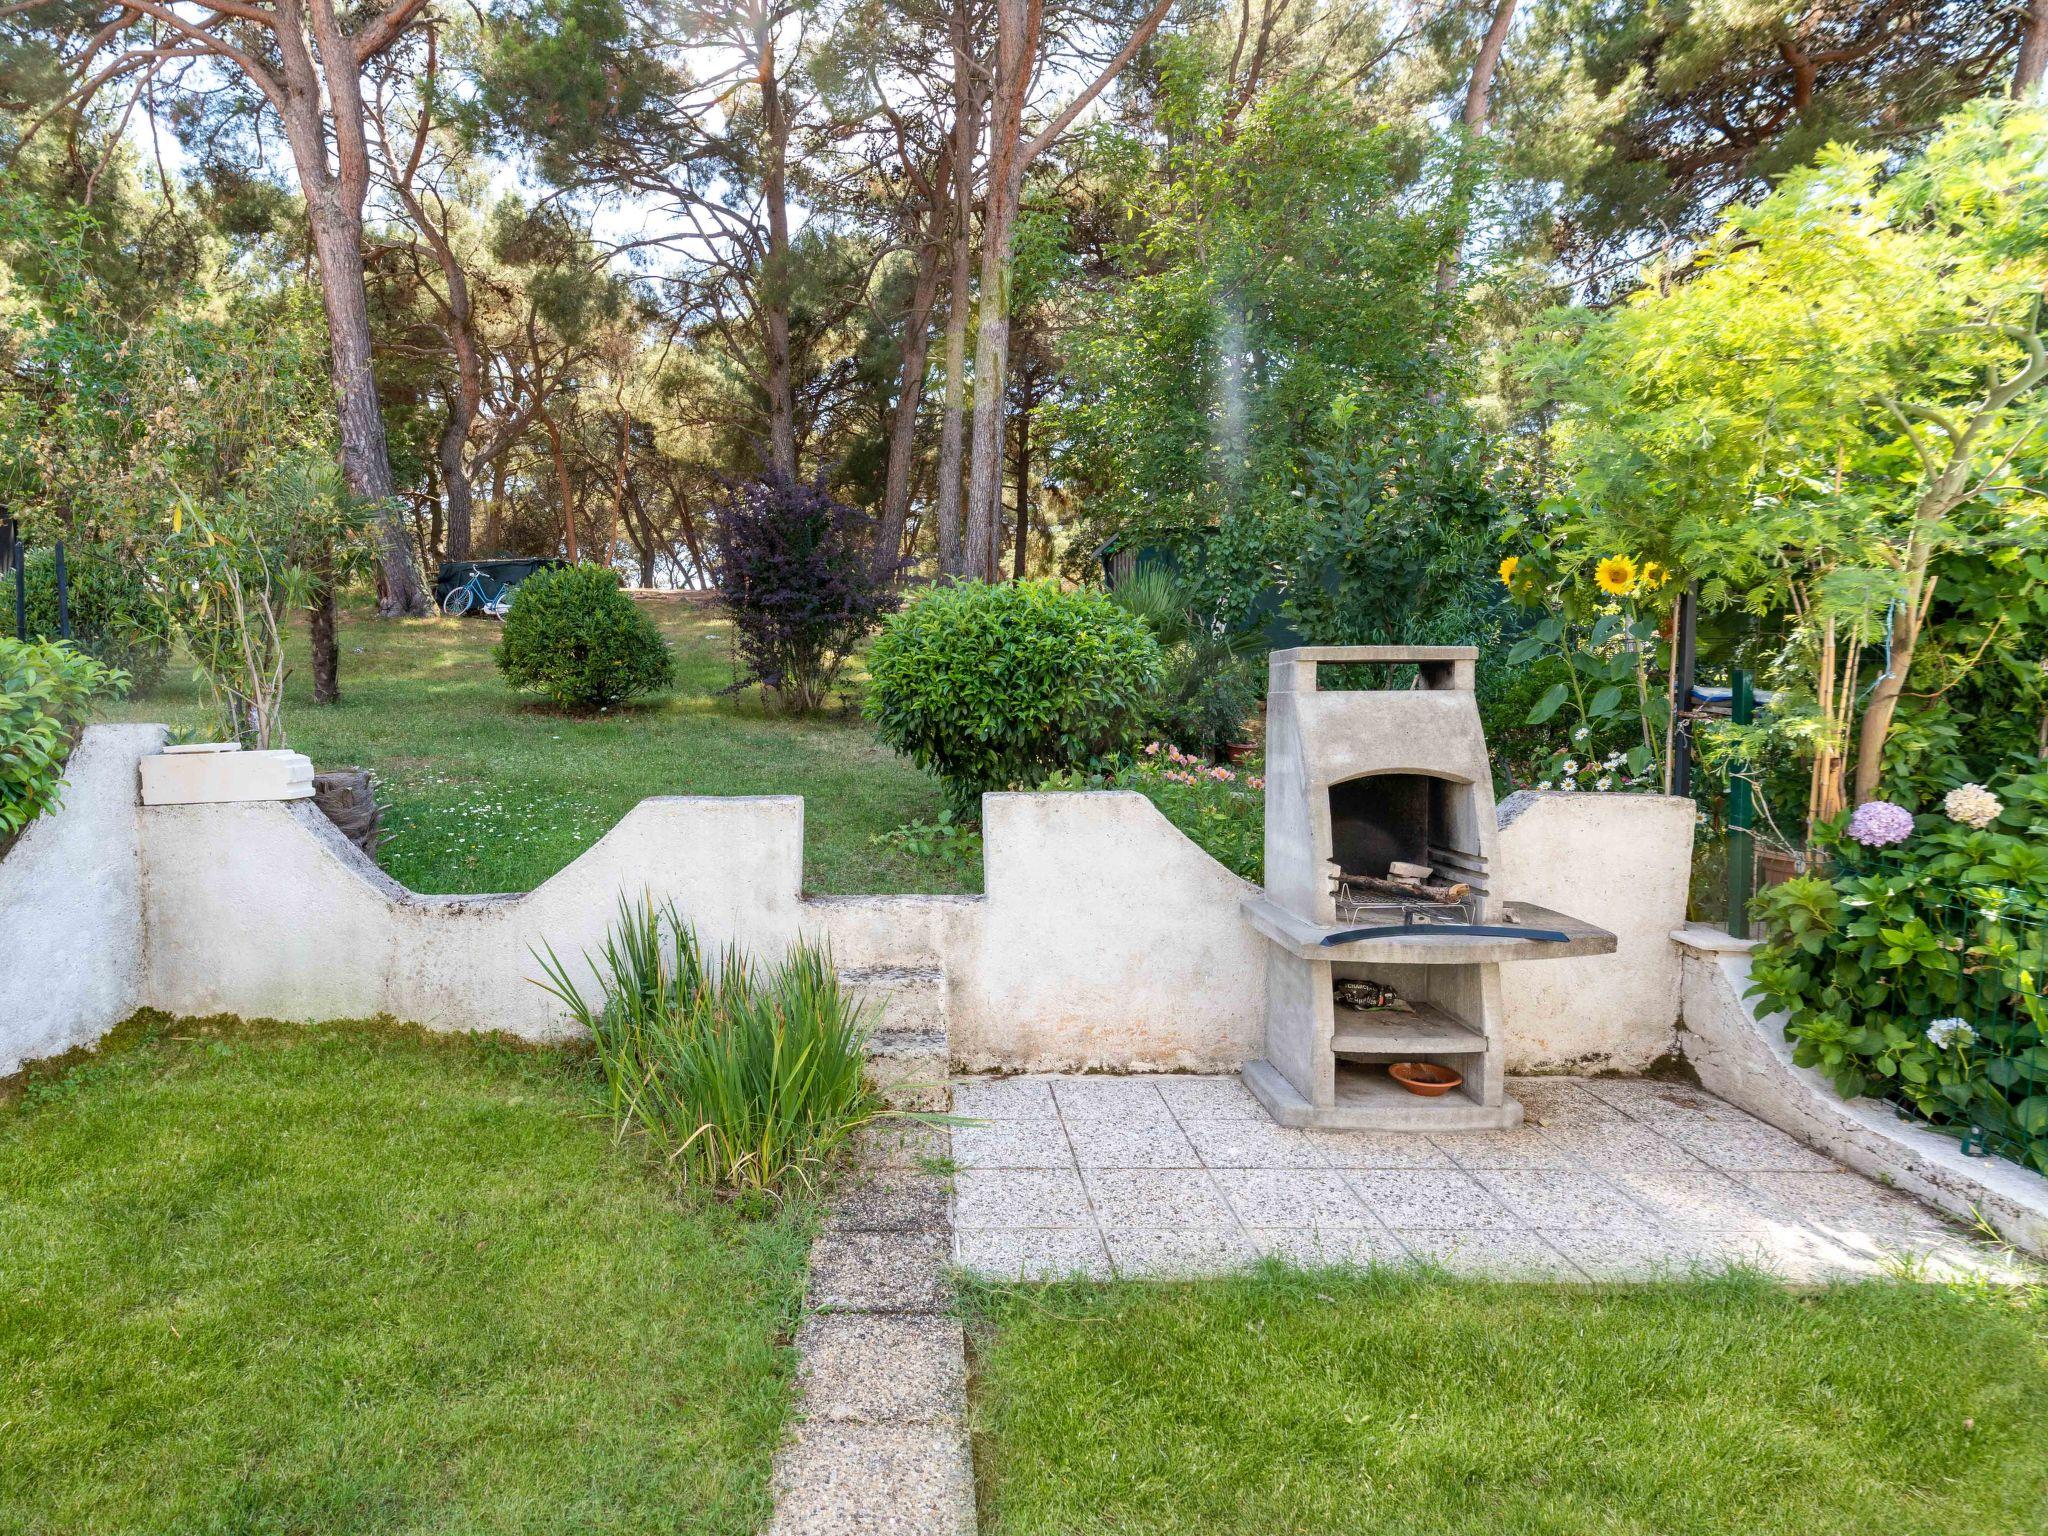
[1925,1017,1976,1049]
[1942,783,2002,830]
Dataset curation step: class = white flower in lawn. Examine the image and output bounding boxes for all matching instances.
[1925,1017,1976,1049]
[1942,783,2001,830]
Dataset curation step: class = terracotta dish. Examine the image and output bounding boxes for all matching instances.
[1388,1061,1464,1097]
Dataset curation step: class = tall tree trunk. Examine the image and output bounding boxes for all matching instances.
[1437,0,1517,295]
[758,8,799,477]
[876,241,944,579]
[482,456,506,555]
[437,366,477,565]
[934,1,978,577]
[964,0,1033,580]
[1011,390,1030,580]
[2019,0,2048,97]
[542,410,580,560]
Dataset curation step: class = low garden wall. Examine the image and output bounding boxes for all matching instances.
[0,724,163,1078]
[2,726,1695,1081]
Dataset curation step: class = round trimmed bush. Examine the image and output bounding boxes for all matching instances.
[493,564,675,709]
[864,580,1163,816]
[22,546,172,692]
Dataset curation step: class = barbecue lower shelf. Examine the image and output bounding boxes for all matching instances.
[1332,999,1484,1056]
[1244,1058,1525,1132]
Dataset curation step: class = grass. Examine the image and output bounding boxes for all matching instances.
[102,599,968,895]
[0,1015,813,1534]
[967,1264,2048,1536]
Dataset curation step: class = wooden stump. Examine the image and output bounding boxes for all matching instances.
[312,768,382,861]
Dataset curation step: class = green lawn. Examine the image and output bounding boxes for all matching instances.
[968,1265,2048,1536]
[104,600,967,895]
[0,1016,812,1535]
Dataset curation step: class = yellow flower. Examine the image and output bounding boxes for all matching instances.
[1640,560,1669,589]
[1593,554,1638,596]
[1498,556,1520,587]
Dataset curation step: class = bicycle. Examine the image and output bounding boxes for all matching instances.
[441,569,502,617]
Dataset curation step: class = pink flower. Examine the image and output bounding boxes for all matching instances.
[1249,776,1265,790]
[1209,766,1235,781]
[1142,742,1161,756]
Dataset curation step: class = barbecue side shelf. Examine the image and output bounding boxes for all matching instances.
[1240,893,1618,964]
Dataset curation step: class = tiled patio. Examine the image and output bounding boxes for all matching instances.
[948,1073,2030,1283]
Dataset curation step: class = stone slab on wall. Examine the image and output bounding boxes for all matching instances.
[1678,926,2048,1257]
[0,724,163,1077]
[1494,791,1695,1073]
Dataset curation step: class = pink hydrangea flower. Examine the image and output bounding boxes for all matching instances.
[1846,799,1914,848]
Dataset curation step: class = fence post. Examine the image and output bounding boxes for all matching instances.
[4,512,24,642]
[54,537,71,639]
[1726,668,1754,939]
[1668,582,1698,796]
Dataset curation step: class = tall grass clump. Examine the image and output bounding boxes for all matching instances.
[535,895,892,1195]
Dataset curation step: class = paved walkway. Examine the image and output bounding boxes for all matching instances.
[949,1074,2028,1283]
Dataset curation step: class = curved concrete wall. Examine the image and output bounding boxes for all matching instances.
[0,724,164,1077]
[4,732,1695,1080]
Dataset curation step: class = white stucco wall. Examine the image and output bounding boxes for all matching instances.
[0,724,163,1077]
[5,738,1695,1083]
[1678,925,2048,1256]
[1493,790,1696,1073]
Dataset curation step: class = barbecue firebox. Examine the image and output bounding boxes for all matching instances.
[1241,646,1617,1131]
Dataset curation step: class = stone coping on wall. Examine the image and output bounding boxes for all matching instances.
[1674,923,2048,1257]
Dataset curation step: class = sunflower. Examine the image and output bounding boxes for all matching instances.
[1639,559,1669,589]
[1497,555,1520,587]
[1594,554,1638,596]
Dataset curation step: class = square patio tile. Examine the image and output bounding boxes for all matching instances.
[1051,1078,1174,1126]
[809,1231,952,1313]
[1306,1130,1457,1170]
[1540,1122,1708,1172]
[1250,1225,1411,1269]
[1435,1128,1585,1171]
[1474,1170,1658,1233]
[768,1420,974,1536]
[1542,1227,1745,1281]
[1508,1078,1632,1131]
[1664,1121,1839,1172]
[1104,1226,1258,1278]
[1154,1075,1266,1120]
[1398,1227,1581,1279]
[953,1226,1113,1281]
[1734,1171,1954,1243]
[795,1315,967,1424]
[826,1169,951,1234]
[1603,1169,1810,1245]
[1064,1118,1201,1169]
[1182,1117,1326,1169]
[1213,1168,1377,1228]
[1081,1167,1237,1229]
[952,1167,1092,1230]
[949,1118,1075,1171]
[1345,1169,1520,1230]
[850,1121,949,1171]
[949,1077,1059,1119]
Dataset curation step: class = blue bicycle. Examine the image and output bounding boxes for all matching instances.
[441,569,505,618]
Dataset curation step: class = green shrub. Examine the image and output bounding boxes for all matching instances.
[494,564,674,709]
[20,547,172,692]
[535,896,895,1195]
[1,637,128,838]
[1749,774,2048,1175]
[865,580,1163,816]
[1108,569,1263,758]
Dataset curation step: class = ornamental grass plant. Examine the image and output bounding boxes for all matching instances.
[535,895,894,1195]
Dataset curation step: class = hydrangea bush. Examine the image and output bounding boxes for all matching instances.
[1748,775,2048,1174]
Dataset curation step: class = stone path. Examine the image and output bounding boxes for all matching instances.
[768,1123,974,1536]
[950,1073,2029,1283]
